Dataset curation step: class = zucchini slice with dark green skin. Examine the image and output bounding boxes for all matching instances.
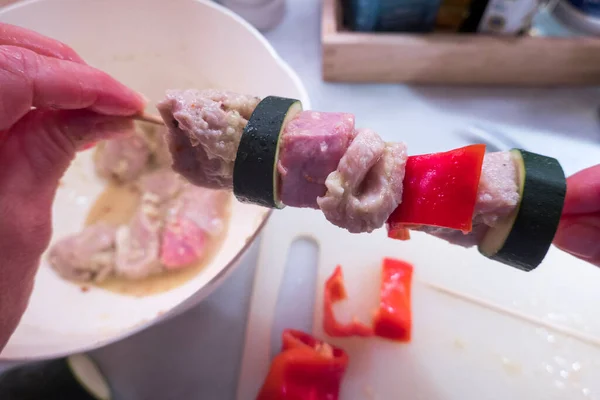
[233,95,303,208]
[0,354,111,400]
[478,149,566,271]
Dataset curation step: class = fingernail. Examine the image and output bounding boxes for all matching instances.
[554,217,600,260]
[91,92,148,116]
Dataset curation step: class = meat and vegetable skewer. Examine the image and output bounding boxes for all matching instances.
[156,89,567,272]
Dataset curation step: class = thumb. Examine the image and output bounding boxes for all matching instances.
[553,214,600,267]
[560,164,600,216]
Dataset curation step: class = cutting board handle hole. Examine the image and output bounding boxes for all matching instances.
[270,236,319,357]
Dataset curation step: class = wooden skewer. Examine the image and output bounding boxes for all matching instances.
[133,112,165,126]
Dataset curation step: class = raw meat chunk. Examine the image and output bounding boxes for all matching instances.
[160,186,230,269]
[157,89,260,189]
[278,111,355,208]
[114,194,165,280]
[94,132,151,182]
[113,172,183,280]
[160,218,207,270]
[175,186,230,236]
[474,151,520,226]
[135,168,183,204]
[47,223,117,283]
[318,129,408,233]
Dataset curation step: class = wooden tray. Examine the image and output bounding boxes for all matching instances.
[321,0,600,85]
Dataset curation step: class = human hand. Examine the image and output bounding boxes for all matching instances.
[553,164,600,267]
[0,23,145,350]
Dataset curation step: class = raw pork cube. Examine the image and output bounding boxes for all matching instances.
[474,151,520,226]
[135,168,183,204]
[94,132,151,182]
[47,223,117,283]
[114,195,165,280]
[113,172,182,280]
[317,129,407,233]
[156,89,260,189]
[277,111,355,208]
[160,186,230,269]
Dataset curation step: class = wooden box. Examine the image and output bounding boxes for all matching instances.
[321,0,600,85]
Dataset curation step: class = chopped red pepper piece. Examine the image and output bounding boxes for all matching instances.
[387,226,411,241]
[257,329,349,400]
[372,257,413,342]
[323,266,374,337]
[387,144,486,234]
[322,258,413,343]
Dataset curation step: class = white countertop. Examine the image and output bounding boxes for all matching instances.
[2,0,600,398]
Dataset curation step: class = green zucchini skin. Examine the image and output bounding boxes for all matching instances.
[233,96,302,209]
[0,355,110,400]
[479,149,566,271]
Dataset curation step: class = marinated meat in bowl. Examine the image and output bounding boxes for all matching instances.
[47,122,233,297]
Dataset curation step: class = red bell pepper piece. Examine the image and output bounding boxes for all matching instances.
[257,329,349,400]
[372,257,413,342]
[322,258,413,342]
[387,144,486,235]
[387,226,411,241]
[323,265,374,337]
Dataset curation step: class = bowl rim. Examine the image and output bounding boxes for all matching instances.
[0,0,311,362]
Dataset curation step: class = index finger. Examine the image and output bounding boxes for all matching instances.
[562,164,600,215]
[0,23,85,63]
[0,45,145,130]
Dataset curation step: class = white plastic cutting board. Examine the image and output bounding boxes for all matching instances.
[238,206,600,400]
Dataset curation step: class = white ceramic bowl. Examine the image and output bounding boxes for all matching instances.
[0,0,310,361]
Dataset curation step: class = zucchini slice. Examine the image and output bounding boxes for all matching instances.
[233,95,303,208]
[0,354,111,400]
[478,149,566,271]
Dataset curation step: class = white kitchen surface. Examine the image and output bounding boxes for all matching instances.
[2,0,600,399]
[238,202,600,400]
